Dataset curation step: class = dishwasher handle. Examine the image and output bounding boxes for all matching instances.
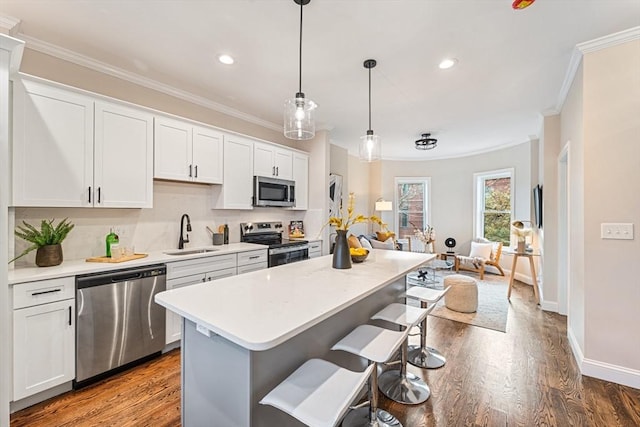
[110,272,143,282]
[77,264,167,289]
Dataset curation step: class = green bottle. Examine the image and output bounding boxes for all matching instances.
[106,228,119,257]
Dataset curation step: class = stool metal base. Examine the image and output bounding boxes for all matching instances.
[407,345,446,369]
[377,370,431,405]
[342,407,402,427]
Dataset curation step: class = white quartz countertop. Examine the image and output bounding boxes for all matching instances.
[155,250,435,351]
[8,243,266,285]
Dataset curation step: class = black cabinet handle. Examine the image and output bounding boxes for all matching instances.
[88,186,92,203]
[195,165,198,178]
[31,288,62,296]
[249,255,260,260]
[97,187,101,203]
[189,164,193,177]
[276,166,279,176]
[68,306,72,326]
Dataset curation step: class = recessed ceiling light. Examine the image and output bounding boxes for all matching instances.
[438,58,458,70]
[218,54,234,65]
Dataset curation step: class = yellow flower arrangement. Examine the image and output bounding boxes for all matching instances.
[328,192,387,231]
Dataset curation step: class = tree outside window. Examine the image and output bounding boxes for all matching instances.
[394,178,430,239]
[475,170,513,246]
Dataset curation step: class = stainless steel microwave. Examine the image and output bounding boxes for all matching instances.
[253,176,296,207]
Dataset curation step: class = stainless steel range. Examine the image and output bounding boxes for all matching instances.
[240,222,309,267]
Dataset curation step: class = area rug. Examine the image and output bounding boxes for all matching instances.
[428,274,509,333]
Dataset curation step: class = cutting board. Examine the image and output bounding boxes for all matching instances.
[86,253,148,263]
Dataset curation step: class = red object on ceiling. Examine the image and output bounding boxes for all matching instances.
[512,0,536,10]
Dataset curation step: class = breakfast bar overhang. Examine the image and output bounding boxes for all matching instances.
[155,250,435,427]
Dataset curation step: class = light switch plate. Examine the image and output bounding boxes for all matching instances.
[601,223,634,240]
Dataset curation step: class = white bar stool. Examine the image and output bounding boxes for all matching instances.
[259,358,375,427]
[405,286,449,369]
[371,302,431,404]
[331,324,408,427]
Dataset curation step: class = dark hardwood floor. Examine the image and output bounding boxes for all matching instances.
[11,278,640,427]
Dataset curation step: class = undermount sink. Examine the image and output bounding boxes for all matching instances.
[164,248,218,256]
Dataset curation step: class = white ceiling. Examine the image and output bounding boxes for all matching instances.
[2,1,639,159]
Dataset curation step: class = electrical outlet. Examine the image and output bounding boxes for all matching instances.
[601,223,634,240]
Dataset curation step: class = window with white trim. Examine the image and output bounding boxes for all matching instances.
[474,169,513,246]
[394,177,431,239]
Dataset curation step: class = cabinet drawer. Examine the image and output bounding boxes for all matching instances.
[308,241,322,251]
[237,262,268,275]
[237,249,268,267]
[13,277,75,309]
[167,253,237,279]
[205,267,236,281]
[167,273,207,289]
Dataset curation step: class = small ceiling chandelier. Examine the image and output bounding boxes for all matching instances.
[284,0,316,140]
[415,133,438,150]
[359,59,381,162]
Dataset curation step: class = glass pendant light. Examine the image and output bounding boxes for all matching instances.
[284,0,316,140]
[359,59,381,162]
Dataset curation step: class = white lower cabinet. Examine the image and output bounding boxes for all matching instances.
[165,255,237,345]
[12,277,75,401]
[237,249,268,274]
[308,240,323,258]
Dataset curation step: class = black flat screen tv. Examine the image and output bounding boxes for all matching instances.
[533,185,543,228]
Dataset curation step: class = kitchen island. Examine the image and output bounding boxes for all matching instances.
[155,249,435,427]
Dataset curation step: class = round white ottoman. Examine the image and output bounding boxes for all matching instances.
[443,274,478,313]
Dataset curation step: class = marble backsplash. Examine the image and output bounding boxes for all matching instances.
[10,180,317,268]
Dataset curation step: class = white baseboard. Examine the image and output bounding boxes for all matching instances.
[567,327,584,366]
[541,300,558,312]
[567,327,639,389]
[513,271,533,285]
[582,359,640,390]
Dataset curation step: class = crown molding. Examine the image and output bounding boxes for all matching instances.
[0,15,21,36]
[576,26,640,54]
[18,34,283,133]
[555,26,640,114]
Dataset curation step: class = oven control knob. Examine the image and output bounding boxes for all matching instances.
[275,224,281,229]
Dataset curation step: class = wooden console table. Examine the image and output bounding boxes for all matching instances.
[504,250,540,304]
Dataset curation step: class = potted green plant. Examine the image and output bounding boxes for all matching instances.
[10,218,74,267]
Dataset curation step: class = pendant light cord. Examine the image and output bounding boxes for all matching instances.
[368,66,372,131]
[298,0,303,94]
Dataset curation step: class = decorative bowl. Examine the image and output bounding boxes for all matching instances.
[351,249,369,263]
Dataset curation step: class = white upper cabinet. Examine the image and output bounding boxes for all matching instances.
[12,78,94,207]
[154,116,191,181]
[192,125,223,184]
[253,141,293,180]
[212,134,254,210]
[94,101,154,208]
[12,78,153,208]
[292,152,309,210]
[154,116,223,184]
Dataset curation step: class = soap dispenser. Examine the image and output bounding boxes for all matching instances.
[106,228,119,257]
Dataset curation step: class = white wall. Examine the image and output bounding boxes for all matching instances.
[582,39,640,378]
[375,142,535,276]
[304,130,331,253]
[562,63,586,354]
[541,114,562,312]
[346,154,371,237]
[557,37,640,389]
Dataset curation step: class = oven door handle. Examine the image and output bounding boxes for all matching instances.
[269,244,309,255]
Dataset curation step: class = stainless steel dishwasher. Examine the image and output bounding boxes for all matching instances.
[75,264,166,388]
